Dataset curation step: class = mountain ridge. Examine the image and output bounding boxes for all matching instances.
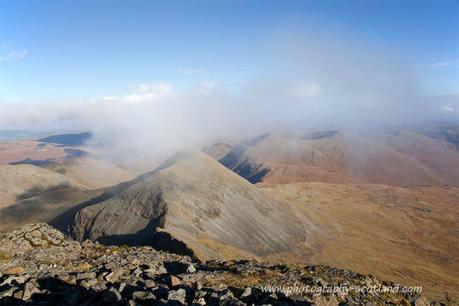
[68,150,322,261]
[219,129,459,186]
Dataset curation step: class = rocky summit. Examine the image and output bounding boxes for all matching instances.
[0,224,439,305]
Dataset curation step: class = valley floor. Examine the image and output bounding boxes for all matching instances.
[264,182,459,299]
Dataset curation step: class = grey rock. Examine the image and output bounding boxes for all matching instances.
[0,223,81,260]
[187,264,197,273]
[118,282,127,293]
[1,275,26,286]
[0,223,437,306]
[92,282,108,291]
[22,281,40,300]
[132,290,155,300]
[143,279,156,288]
[241,287,251,298]
[77,272,97,280]
[133,268,142,276]
[144,272,157,279]
[105,268,124,283]
[168,288,187,304]
[13,290,24,299]
[196,290,207,299]
[157,265,168,274]
[127,299,138,306]
[194,297,207,305]
[81,239,95,248]
[0,286,18,297]
[80,278,97,288]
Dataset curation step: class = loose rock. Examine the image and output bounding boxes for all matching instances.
[168,288,187,304]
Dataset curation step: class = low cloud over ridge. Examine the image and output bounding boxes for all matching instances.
[1,31,457,161]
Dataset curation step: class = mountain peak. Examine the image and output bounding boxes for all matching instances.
[69,149,321,261]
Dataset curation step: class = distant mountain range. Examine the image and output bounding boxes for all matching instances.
[0,122,458,299]
[219,128,459,186]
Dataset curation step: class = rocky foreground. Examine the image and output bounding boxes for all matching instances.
[0,224,442,305]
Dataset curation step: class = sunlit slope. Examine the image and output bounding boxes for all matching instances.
[70,150,322,261]
[45,157,134,189]
[0,164,84,206]
[219,129,459,186]
[266,182,459,298]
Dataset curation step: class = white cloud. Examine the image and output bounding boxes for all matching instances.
[0,42,28,62]
[101,96,117,101]
[442,106,455,112]
[198,81,217,94]
[2,30,457,167]
[122,82,173,103]
[430,59,459,69]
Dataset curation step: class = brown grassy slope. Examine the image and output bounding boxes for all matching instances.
[203,143,232,160]
[0,192,15,209]
[44,157,134,189]
[0,140,68,165]
[265,182,459,299]
[0,164,85,208]
[220,129,459,186]
[0,139,134,189]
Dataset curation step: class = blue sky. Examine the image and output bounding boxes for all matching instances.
[0,0,458,102]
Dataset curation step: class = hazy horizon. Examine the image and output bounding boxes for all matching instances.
[1,0,458,160]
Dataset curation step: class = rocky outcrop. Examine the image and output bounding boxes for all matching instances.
[69,150,321,261]
[0,223,81,259]
[0,224,441,305]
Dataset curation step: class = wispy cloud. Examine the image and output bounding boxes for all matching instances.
[121,82,173,104]
[198,80,217,94]
[1,30,457,165]
[182,67,206,75]
[442,105,455,113]
[429,59,459,69]
[0,42,28,62]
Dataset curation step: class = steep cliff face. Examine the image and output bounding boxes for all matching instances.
[70,150,321,261]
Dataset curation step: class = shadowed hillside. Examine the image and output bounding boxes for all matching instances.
[0,164,85,209]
